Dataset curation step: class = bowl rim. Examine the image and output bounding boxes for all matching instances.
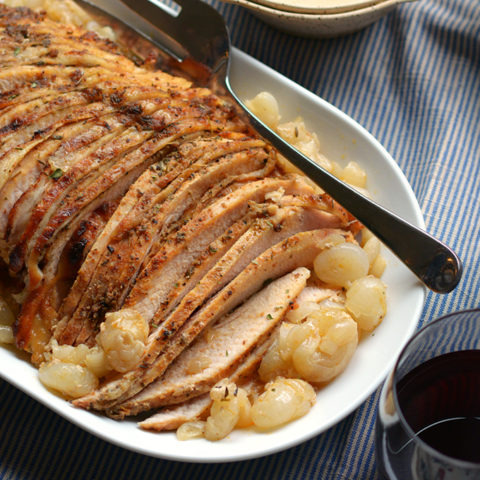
[223,0,414,18]
[248,0,399,15]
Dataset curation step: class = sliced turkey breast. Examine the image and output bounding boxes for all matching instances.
[117,268,310,417]
[74,228,351,411]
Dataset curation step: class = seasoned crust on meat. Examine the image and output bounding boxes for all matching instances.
[0,4,362,422]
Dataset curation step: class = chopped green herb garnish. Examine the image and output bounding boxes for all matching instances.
[209,246,217,253]
[52,135,63,140]
[266,313,273,320]
[50,168,63,180]
[13,47,21,56]
[31,82,38,88]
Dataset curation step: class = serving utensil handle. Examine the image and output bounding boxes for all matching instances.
[225,80,462,294]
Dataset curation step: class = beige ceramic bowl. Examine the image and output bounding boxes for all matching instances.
[221,0,415,37]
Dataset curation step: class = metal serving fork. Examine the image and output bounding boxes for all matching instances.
[80,0,461,293]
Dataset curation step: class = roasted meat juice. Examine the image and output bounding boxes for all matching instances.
[397,349,480,463]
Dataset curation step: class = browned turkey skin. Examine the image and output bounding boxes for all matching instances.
[0,5,360,421]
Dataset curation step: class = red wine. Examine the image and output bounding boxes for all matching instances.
[396,349,480,463]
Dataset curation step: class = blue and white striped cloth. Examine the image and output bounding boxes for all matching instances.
[1,0,479,478]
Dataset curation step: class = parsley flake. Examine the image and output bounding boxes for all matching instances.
[50,168,63,180]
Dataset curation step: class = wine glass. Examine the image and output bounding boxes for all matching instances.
[375,309,480,480]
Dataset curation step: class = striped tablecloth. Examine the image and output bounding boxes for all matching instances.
[1,0,479,478]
